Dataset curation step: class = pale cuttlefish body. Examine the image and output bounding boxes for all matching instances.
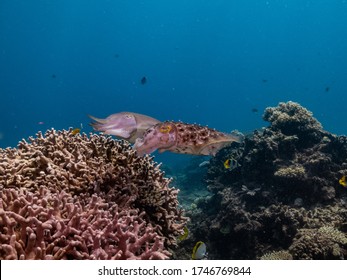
[89,112,160,144]
[134,121,243,156]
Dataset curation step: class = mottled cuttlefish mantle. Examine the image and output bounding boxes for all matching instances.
[134,121,243,156]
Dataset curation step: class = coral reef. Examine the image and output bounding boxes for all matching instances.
[289,226,347,259]
[260,250,293,260]
[182,101,347,260]
[0,129,186,260]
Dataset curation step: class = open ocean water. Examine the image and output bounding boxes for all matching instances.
[1,0,347,151]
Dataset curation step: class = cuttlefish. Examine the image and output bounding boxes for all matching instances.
[134,121,243,156]
[89,112,160,143]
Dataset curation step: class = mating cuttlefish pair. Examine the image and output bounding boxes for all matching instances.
[89,112,243,156]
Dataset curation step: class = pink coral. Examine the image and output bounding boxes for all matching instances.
[0,129,186,259]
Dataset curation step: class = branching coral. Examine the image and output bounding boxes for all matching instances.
[0,188,169,260]
[0,128,187,259]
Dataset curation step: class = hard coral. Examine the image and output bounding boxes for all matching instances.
[263,101,322,138]
[0,129,186,259]
[274,165,306,180]
[208,102,347,205]
[260,250,293,260]
[0,188,169,260]
[289,226,347,259]
[187,101,347,259]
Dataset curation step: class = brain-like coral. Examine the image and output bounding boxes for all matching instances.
[0,129,186,259]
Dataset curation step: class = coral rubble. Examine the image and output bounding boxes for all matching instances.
[0,129,186,260]
[184,101,347,259]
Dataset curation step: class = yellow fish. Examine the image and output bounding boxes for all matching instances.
[339,175,347,187]
[223,158,239,169]
[178,226,189,242]
[71,128,81,135]
[192,241,207,260]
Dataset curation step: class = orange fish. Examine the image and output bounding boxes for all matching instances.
[71,128,81,135]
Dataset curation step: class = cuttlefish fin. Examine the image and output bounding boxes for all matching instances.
[228,130,245,143]
[104,128,132,138]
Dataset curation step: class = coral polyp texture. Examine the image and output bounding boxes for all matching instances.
[183,101,347,260]
[0,129,186,260]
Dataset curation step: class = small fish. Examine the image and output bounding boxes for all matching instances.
[192,241,207,260]
[38,121,45,125]
[71,128,81,135]
[251,108,258,113]
[51,74,56,79]
[223,158,240,170]
[325,86,330,92]
[339,175,347,187]
[178,226,189,242]
[140,76,147,85]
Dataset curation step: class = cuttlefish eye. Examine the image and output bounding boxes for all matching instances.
[159,125,172,133]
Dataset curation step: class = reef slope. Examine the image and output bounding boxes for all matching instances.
[184,101,347,260]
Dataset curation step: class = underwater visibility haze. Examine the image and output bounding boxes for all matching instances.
[1,0,347,260]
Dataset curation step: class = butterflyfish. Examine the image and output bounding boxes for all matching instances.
[223,158,240,170]
[339,175,347,187]
[192,241,207,260]
[177,226,189,242]
[71,128,81,135]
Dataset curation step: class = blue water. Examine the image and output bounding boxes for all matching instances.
[1,0,347,165]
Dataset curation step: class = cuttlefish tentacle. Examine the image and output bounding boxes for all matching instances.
[89,112,160,144]
[134,121,243,156]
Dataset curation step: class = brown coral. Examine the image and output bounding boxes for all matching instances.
[0,128,186,259]
[263,101,323,141]
[289,226,347,259]
[186,101,347,259]
[260,250,293,260]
